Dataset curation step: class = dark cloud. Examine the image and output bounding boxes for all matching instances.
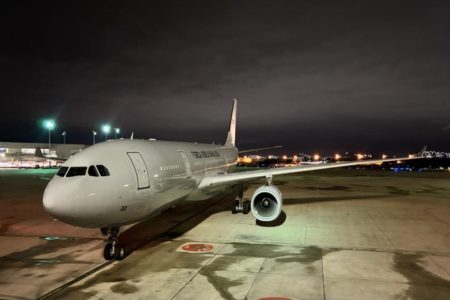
[1,1,449,153]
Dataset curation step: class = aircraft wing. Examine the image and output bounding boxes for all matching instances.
[198,155,422,189]
[239,145,283,154]
[43,156,67,163]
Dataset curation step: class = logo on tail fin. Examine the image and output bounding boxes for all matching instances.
[225,98,237,147]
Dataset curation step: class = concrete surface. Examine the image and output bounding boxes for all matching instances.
[0,168,450,300]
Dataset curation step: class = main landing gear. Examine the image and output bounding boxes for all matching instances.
[231,183,251,215]
[101,227,125,261]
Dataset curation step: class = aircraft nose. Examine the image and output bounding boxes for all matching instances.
[43,180,66,218]
[43,177,103,227]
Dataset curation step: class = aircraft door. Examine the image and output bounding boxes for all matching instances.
[127,152,150,189]
[178,150,192,178]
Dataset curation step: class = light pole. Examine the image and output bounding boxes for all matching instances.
[92,131,97,145]
[62,131,66,144]
[43,120,55,154]
[102,124,111,141]
[114,128,120,139]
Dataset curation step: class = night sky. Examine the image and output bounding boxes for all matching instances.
[1,1,449,155]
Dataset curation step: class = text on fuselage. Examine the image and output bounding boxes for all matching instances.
[191,151,220,159]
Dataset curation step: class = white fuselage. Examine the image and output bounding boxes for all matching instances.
[43,139,238,228]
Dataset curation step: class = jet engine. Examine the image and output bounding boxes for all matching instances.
[250,185,282,222]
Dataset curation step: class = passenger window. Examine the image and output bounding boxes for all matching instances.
[88,165,99,177]
[66,167,87,177]
[56,166,68,177]
[96,165,110,176]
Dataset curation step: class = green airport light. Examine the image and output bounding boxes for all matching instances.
[102,124,111,140]
[42,119,56,153]
[43,119,55,130]
[92,130,97,145]
[102,124,111,134]
[114,128,120,139]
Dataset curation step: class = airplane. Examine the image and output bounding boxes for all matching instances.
[43,99,423,260]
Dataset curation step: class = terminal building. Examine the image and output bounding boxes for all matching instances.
[0,141,87,168]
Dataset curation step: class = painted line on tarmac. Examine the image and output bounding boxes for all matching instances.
[36,260,113,300]
[37,195,230,300]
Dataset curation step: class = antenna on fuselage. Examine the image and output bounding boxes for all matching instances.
[130,132,134,140]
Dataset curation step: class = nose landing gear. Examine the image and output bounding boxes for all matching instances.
[101,227,125,261]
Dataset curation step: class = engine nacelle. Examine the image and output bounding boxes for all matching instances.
[250,185,283,222]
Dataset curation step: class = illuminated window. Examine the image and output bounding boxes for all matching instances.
[21,148,35,154]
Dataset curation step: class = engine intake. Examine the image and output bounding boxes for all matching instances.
[250,185,283,222]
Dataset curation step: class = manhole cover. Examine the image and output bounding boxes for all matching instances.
[181,243,214,252]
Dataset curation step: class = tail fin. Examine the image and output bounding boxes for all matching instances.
[35,146,44,157]
[225,98,237,147]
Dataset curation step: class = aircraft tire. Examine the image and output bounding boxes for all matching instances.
[103,243,115,260]
[243,200,250,214]
[231,200,239,214]
[115,245,125,260]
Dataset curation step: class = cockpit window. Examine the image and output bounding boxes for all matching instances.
[56,166,68,177]
[88,165,99,177]
[96,165,110,176]
[66,167,87,177]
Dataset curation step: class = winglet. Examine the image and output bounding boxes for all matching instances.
[225,98,237,147]
[130,132,134,140]
[417,145,427,157]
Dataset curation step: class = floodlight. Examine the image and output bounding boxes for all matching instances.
[102,125,111,134]
[44,119,55,130]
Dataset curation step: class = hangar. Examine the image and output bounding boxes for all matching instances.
[0,141,87,167]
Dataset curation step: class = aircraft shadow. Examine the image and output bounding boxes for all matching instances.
[117,188,393,257]
[117,187,238,257]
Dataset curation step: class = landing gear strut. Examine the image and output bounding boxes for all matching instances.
[231,183,250,215]
[101,227,125,261]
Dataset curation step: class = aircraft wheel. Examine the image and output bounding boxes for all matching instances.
[103,243,115,260]
[115,245,126,260]
[231,200,239,214]
[243,200,250,214]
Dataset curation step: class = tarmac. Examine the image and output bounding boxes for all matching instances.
[1,168,450,300]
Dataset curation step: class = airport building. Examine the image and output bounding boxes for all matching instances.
[0,141,87,168]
